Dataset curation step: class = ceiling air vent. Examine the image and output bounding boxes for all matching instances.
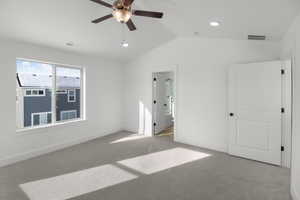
[248,35,266,40]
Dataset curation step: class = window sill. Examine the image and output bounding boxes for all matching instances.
[16,118,86,135]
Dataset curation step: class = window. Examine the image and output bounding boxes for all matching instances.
[24,89,45,97]
[16,59,84,130]
[32,112,52,126]
[56,90,67,94]
[68,89,76,102]
[60,110,77,121]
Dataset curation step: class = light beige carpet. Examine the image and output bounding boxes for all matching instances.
[0,131,291,200]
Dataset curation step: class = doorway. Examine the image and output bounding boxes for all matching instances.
[152,71,175,138]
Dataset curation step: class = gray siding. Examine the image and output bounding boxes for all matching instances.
[56,89,81,121]
[24,89,52,127]
[23,88,80,127]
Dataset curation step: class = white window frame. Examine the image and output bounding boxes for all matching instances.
[24,89,46,97]
[67,89,76,103]
[56,89,67,94]
[16,58,86,132]
[60,110,77,121]
[31,112,52,126]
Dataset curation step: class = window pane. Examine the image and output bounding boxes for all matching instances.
[69,90,75,95]
[26,90,31,96]
[32,90,38,95]
[69,111,77,119]
[47,113,52,124]
[40,113,48,125]
[33,114,40,126]
[16,60,53,129]
[61,111,77,121]
[56,67,81,122]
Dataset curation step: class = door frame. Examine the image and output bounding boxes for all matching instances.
[281,59,292,168]
[228,60,292,167]
[152,66,178,140]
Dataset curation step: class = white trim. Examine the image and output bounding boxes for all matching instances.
[291,184,299,200]
[24,89,46,97]
[0,129,122,167]
[56,89,67,94]
[17,57,83,70]
[60,110,77,121]
[151,66,179,141]
[281,59,292,168]
[51,66,57,123]
[16,58,85,132]
[17,118,86,134]
[67,89,76,102]
[31,112,52,126]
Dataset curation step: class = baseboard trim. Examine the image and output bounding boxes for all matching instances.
[292,185,299,200]
[0,130,123,168]
[174,137,227,153]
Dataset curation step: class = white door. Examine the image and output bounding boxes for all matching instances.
[153,73,167,134]
[228,61,282,165]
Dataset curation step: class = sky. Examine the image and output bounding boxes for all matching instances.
[16,60,80,78]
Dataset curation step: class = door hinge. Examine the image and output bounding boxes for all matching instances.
[281,108,285,113]
[153,123,157,127]
[153,78,157,82]
[153,100,157,104]
[281,69,285,75]
[281,146,285,152]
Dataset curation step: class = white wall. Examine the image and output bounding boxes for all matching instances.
[0,38,123,166]
[123,37,281,152]
[281,14,300,200]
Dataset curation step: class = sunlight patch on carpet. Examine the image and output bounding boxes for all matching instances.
[118,147,211,174]
[20,164,138,200]
[110,134,151,144]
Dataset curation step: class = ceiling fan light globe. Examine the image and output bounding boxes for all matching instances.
[113,9,132,23]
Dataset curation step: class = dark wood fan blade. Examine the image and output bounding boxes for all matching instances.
[133,10,163,18]
[126,19,137,31]
[123,0,135,7]
[92,14,113,23]
[90,0,113,8]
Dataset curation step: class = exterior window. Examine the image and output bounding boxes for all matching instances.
[60,110,77,121]
[31,112,52,126]
[56,90,67,94]
[16,59,84,130]
[56,66,81,122]
[68,89,76,102]
[24,89,45,97]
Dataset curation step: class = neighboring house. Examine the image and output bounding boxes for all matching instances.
[16,73,80,128]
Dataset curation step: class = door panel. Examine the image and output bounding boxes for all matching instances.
[229,61,282,165]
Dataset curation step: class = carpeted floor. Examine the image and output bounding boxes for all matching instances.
[0,131,291,200]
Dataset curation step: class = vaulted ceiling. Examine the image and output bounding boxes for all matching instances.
[0,0,299,62]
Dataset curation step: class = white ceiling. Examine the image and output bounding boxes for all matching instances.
[0,0,299,62]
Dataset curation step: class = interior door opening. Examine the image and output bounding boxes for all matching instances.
[152,71,175,139]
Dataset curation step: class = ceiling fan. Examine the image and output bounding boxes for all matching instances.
[90,0,164,31]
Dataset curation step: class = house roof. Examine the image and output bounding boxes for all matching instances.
[17,74,80,88]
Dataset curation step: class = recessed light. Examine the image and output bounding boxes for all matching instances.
[121,41,129,48]
[210,21,220,27]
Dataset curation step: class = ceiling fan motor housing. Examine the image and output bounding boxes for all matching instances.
[90,0,163,31]
[112,0,132,23]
